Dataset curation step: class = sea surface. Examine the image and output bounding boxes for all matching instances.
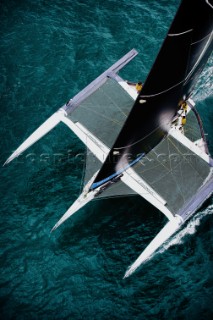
[0,0,213,319]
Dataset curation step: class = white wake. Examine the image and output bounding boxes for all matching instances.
[192,55,213,102]
[159,204,213,254]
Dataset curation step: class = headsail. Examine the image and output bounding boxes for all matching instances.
[90,0,213,191]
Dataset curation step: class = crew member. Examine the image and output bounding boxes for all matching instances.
[181,115,186,126]
[136,82,143,93]
[181,101,188,114]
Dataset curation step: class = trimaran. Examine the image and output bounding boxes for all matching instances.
[4,0,213,277]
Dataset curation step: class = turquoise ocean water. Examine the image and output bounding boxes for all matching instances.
[0,0,213,318]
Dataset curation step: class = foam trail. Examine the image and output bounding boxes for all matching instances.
[124,204,212,278]
[124,216,182,278]
[192,56,213,102]
[159,204,213,253]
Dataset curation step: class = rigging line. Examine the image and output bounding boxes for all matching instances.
[191,31,213,45]
[166,139,187,204]
[175,141,188,202]
[114,148,176,192]
[167,135,206,182]
[151,165,181,186]
[167,134,173,173]
[71,81,129,127]
[101,85,129,118]
[140,79,184,98]
[134,119,207,189]
[137,162,162,174]
[149,150,170,171]
[170,147,203,202]
[135,158,188,204]
[93,80,129,119]
[165,137,189,202]
[114,125,166,150]
[78,104,122,126]
[190,105,209,154]
[149,135,199,176]
[185,123,199,132]
[135,144,182,179]
[140,32,212,98]
[185,30,213,82]
[156,152,186,175]
[136,146,188,186]
[149,145,176,174]
[136,163,165,181]
[80,154,87,193]
[184,127,200,141]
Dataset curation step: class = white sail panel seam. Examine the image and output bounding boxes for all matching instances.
[140,79,184,98]
[206,0,213,9]
[140,29,212,98]
[168,29,193,36]
[185,31,213,81]
[191,31,213,45]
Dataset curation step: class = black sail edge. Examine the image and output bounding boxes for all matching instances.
[90,0,213,191]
